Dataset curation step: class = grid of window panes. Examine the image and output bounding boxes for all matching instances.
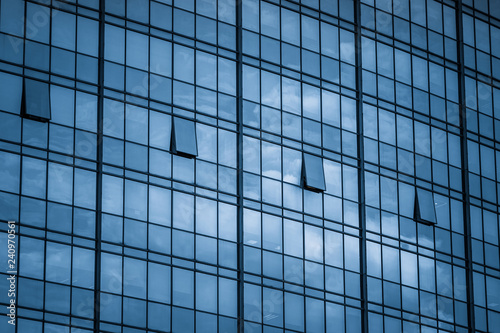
[461,1,500,331]
[359,0,500,332]
[0,0,499,333]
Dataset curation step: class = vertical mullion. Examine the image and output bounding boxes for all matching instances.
[236,0,244,332]
[93,0,106,331]
[354,0,368,332]
[455,0,475,331]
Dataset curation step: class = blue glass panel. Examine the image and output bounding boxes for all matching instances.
[303,153,326,192]
[45,283,70,314]
[306,297,325,333]
[49,124,73,154]
[0,151,20,193]
[74,169,96,209]
[18,278,43,309]
[123,297,146,327]
[125,104,148,144]
[101,253,122,294]
[173,117,198,157]
[71,288,94,319]
[124,218,147,249]
[72,246,94,288]
[415,188,437,224]
[23,79,51,121]
[172,229,194,258]
[45,242,71,284]
[151,2,172,31]
[173,268,194,307]
[127,0,149,23]
[305,225,323,262]
[148,262,170,301]
[148,185,171,226]
[196,272,217,313]
[172,307,194,333]
[125,180,147,221]
[21,197,45,228]
[47,163,73,205]
[219,277,237,317]
[285,292,304,331]
[123,257,146,298]
[100,293,122,323]
[51,11,75,51]
[102,175,123,215]
[148,224,171,255]
[148,303,171,331]
[19,237,44,279]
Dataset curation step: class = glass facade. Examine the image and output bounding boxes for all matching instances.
[0,0,499,332]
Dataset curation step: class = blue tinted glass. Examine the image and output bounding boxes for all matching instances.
[148,262,171,303]
[73,208,95,238]
[47,163,73,205]
[45,242,71,283]
[127,0,149,23]
[125,142,148,172]
[21,197,45,228]
[18,278,43,310]
[74,169,96,209]
[51,11,75,51]
[148,224,171,254]
[151,2,172,31]
[101,253,122,294]
[49,124,73,154]
[0,151,20,193]
[415,188,437,224]
[19,237,44,279]
[23,79,51,121]
[197,16,216,44]
[285,292,304,331]
[303,153,326,191]
[173,117,198,157]
[124,257,146,298]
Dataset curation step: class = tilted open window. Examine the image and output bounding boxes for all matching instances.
[22,79,51,122]
[302,153,326,192]
[171,117,197,158]
[414,188,437,224]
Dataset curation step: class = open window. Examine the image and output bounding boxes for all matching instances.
[302,153,326,192]
[171,117,197,158]
[414,188,437,225]
[22,79,51,122]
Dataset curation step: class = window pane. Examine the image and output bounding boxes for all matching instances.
[173,117,198,157]
[23,79,51,121]
[415,188,437,224]
[303,153,326,191]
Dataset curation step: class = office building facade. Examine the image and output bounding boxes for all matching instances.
[0,0,499,332]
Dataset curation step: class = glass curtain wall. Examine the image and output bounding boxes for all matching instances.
[0,0,499,332]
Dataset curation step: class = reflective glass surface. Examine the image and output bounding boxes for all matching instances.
[415,188,437,224]
[173,117,198,157]
[303,153,326,192]
[23,79,51,121]
[0,0,499,332]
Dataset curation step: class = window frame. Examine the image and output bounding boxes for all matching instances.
[171,117,198,158]
[414,188,437,225]
[302,153,326,192]
[22,78,51,122]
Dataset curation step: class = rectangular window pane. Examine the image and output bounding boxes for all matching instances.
[303,153,326,192]
[23,79,51,121]
[172,117,198,157]
[415,188,437,224]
